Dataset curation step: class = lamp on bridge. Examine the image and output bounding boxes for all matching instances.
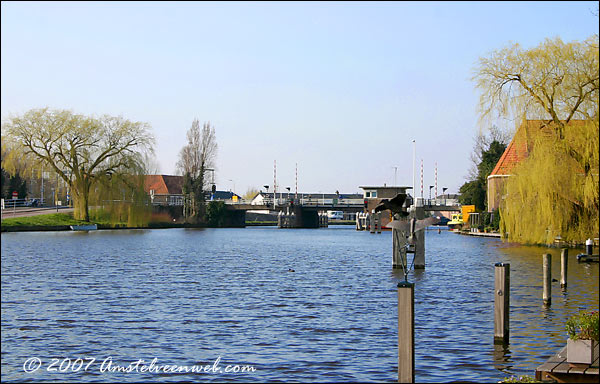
[442,187,448,205]
[429,185,434,203]
[263,185,270,206]
[286,187,291,203]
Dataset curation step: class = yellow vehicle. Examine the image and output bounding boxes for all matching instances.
[447,205,476,230]
[447,213,464,230]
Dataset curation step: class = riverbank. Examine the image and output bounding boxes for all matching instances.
[453,229,502,238]
[1,213,358,232]
[0,212,208,232]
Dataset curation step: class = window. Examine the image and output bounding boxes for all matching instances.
[365,190,377,198]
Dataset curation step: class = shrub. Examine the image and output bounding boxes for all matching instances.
[566,311,599,341]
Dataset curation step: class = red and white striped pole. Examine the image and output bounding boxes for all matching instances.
[435,162,438,200]
[420,159,423,198]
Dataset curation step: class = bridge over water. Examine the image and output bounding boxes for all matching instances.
[222,197,461,228]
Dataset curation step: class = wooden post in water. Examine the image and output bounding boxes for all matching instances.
[543,253,551,306]
[413,207,425,269]
[373,212,377,233]
[494,263,509,344]
[393,228,407,269]
[377,212,382,234]
[393,228,398,268]
[560,248,568,289]
[369,212,375,234]
[397,281,414,383]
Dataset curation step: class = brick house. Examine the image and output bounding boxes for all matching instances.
[144,175,184,206]
[486,119,585,212]
[144,175,241,206]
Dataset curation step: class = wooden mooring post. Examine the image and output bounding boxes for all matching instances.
[397,281,414,383]
[376,212,381,234]
[494,263,509,344]
[412,207,425,269]
[543,253,551,306]
[560,248,568,289]
[369,212,375,234]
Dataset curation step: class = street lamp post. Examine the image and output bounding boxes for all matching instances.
[263,185,270,207]
[391,166,398,186]
[206,168,215,200]
[286,187,291,204]
[442,187,448,206]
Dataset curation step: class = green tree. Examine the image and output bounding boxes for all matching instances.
[2,108,154,221]
[458,179,485,209]
[0,168,27,200]
[206,201,227,227]
[458,136,507,211]
[474,35,599,244]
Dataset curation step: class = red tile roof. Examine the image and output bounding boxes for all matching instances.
[489,120,584,176]
[144,175,183,195]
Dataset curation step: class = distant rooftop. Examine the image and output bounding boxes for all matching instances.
[144,175,183,195]
[359,185,412,190]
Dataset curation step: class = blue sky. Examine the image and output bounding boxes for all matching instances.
[1,1,598,196]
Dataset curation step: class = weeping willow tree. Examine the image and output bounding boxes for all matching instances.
[2,108,155,222]
[473,35,599,245]
[501,120,599,244]
[88,170,152,228]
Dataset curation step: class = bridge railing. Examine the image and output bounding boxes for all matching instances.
[224,197,364,208]
[415,197,460,207]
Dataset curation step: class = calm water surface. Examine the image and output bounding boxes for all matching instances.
[1,226,598,382]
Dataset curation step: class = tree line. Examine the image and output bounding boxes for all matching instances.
[1,108,222,226]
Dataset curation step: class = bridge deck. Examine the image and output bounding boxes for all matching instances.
[226,203,460,212]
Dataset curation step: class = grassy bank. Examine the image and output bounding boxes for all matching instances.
[1,213,87,229]
[1,213,356,232]
[0,212,183,232]
[1,212,256,232]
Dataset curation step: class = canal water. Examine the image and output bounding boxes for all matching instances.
[1,226,598,382]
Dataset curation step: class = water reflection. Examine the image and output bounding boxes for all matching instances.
[492,342,513,372]
[1,228,598,383]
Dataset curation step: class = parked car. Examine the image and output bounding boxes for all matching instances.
[327,210,344,220]
[25,198,39,207]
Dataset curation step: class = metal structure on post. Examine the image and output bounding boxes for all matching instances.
[386,194,440,383]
